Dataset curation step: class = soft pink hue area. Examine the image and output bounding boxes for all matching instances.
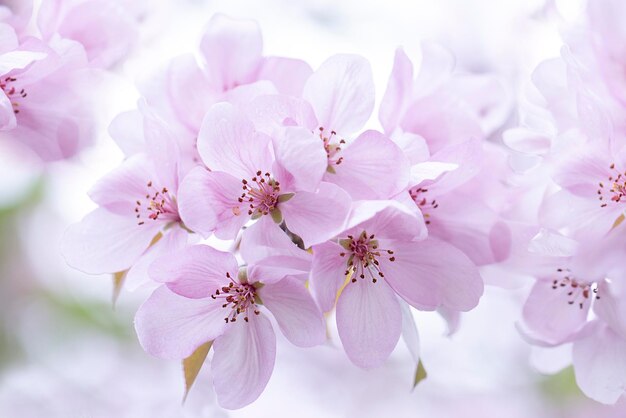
[54,0,626,410]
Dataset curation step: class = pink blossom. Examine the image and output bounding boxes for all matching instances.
[37,0,142,69]
[540,138,626,239]
[135,244,325,409]
[588,0,626,107]
[139,14,312,139]
[0,33,96,161]
[407,139,511,266]
[309,201,483,368]
[518,229,626,403]
[61,112,190,277]
[379,45,510,154]
[177,102,351,247]
[246,54,410,200]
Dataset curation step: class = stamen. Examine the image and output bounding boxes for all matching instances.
[0,76,27,114]
[550,267,601,309]
[410,187,439,225]
[340,230,395,284]
[134,180,179,225]
[211,279,260,323]
[238,170,280,218]
[318,126,346,169]
[597,163,626,207]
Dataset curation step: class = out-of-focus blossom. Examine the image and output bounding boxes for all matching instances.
[37,0,143,69]
[138,13,312,144]
[0,31,96,161]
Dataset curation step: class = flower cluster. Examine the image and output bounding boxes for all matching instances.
[57,1,626,411]
[504,0,626,405]
[0,0,141,162]
[60,14,509,409]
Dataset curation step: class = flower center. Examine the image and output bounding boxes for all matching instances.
[339,231,396,284]
[551,268,600,309]
[0,76,27,114]
[237,170,280,218]
[211,272,260,323]
[134,181,179,226]
[597,163,626,207]
[409,187,439,225]
[318,127,345,171]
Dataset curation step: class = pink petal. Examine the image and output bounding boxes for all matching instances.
[573,321,626,404]
[390,131,430,164]
[273,126,327,192]
[199,14,263,91]
[55,0,138,68]
[399,300,421,362]
[280,182,351,248]
[197,102,273,180]
[0,92,16,131]
[240,217,305,263]
[134,286,226,359]
[409,161,458,185]
[0,23,18,54]
[379,48,414,134]
[125,225,189,291]
[426,195,510,265]
[521,279,590,345]
[325,130,409,200]
[0,50,46,74]
[399,95,483,154]
[310,241,347,312]
[108,109,144,156]
[448,74,511,137]
[423,138,483,196]
[61,208,160,274]
[87,154,153,215]
[303,54,374,135]
[345,200,427,241]
[502,127,552,155]
[257,56,312,97]
[540,189,620,239]
[212,313,276,409]
[163,54,215,133]
[594,281,626,340]
[243,94,317,137]
[142,114,182,193]
[437,306,461,336]
[248,255,311,284]
[412,41,456,96]
[223,80,277,108]
[379,238,483,311]
[528,229,578,257]
[258,276,325,347]
[177,167,247,239]
[336,278,402,368]
[552,148,611,197]
[149,245,239,299]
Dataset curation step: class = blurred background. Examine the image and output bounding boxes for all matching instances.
[1,0,625,416]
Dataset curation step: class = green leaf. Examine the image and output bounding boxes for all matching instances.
[112,270,127,307]
[183,341,213,402]
[277,193,294,203]
[270,208,283,224]
[111,232,162,307]
[412,359,427,389]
